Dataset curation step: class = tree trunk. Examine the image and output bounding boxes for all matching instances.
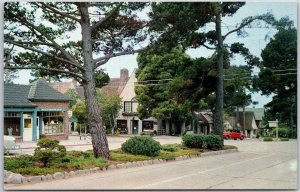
[79,3,110,159]
[214,9,224,143]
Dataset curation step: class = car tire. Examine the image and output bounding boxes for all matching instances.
[226,136,230,140]
[234,138,237,140]
[240,136,244,140]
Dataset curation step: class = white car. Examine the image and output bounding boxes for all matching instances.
[4,136,21,154]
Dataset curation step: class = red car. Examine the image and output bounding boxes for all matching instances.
[223,130,245,140]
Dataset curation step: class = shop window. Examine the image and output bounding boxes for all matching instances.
[42,111,64,134]
[4,118,21,136]
[117,120,128,133]
[142,121,153,131]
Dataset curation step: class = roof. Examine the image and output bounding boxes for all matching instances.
[194,111,213,124]
[245,108,265,121]
[4,79,70,108]
[101,77,129,96]
[230,111,258,130]
[4,84,37,107]
[28,79,70,101]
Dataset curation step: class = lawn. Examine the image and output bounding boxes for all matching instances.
[4,144,237,176]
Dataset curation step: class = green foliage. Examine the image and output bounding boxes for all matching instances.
[272,128,289,138]
[34,139,66,167]
[121,136,161,157]
[223,145,237,150]
[64,88,80,108]
[182,134,205,149]
[205,135,223,150]
[97,90,122,130]
[72,101,88,125]
[136,47,216,127]
[263,137,273,142]
[253,24,297,127]
[4,155,35,171]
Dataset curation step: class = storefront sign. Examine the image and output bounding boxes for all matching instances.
[40,108,63,111]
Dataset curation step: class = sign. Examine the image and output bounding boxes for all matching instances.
[268,121,278,128]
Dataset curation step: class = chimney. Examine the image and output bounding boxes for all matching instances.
[120,68,129,80]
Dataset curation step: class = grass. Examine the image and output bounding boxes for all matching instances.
[263,137,273,141]
[280,138,289,141]
[4,144,237,176]
[223,145,237,150]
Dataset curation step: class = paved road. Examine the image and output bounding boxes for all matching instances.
[5,139,298,190]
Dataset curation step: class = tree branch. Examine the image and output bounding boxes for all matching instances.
[5,64,84,80]
[93,45,151,67]
[202,44,216,50]
[90,3,122,32]
[223,15,274,39]
[36,2,80,22]
[13,14,84,71]
[5,39,79,67]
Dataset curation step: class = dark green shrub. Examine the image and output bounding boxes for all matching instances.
[205,135,223,150]
[263,137,273,141]
[121,136,161,157]
[289,129,297,139]
[272,128,289,138]
[34,138,66,167]
[280,138,289,141]
[182,134,205,149]
[4,155,34,171]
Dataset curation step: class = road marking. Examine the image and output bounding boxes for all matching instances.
[134,154,274,189]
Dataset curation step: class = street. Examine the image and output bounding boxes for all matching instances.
[4,139,298,190]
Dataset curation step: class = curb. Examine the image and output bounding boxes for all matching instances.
[4,148,238,185]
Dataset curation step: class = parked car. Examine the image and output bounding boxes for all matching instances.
[223,130,245,140]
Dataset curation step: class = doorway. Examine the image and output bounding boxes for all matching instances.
[132,120,139,134]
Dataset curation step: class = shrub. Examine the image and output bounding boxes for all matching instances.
[182,134,205,149]
[289,129,297,139]
[272,128,289,138]
[14,167,60,176]
[280,138,289,141]
[263,137,273,141]
[4,155,34,171]
[34,138,66,167]
[121,136,161,157]
[205,135,223,150]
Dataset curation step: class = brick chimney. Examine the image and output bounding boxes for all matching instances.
[120,68,129,80]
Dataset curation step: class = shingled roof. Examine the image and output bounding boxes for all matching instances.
[28,78,70,101]
[4,79,70,108]
[4,84,37,107]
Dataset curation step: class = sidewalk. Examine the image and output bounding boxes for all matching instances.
[16,135,181,155]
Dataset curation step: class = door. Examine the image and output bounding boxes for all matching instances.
[23,118,32,141]
[132,120,139,134]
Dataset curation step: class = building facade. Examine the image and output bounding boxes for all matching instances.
[4,79,70,141]
[116,69,159,135]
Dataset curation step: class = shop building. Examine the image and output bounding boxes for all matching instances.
[4,79,70,142]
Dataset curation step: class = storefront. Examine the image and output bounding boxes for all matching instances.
[4,79,70,141]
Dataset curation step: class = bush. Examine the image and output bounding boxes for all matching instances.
[121,136,161,157]
[263,137,273,142]
[272,128,289,138]
[205,135,223,150]
[14,167,60,176]
[34,138,66,167]
[289,129,297,139]
[280,138,289,141]
[4,155,34,171]
[182,134,205,149]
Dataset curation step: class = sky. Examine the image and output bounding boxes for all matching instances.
[10,2,298,108]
